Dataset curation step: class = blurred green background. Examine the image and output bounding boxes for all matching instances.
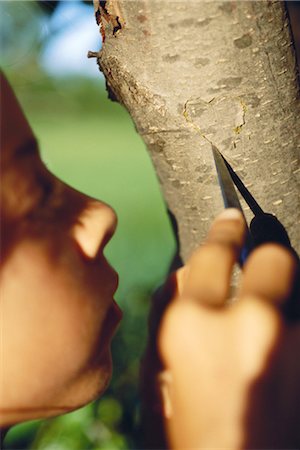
[1,1,175,449]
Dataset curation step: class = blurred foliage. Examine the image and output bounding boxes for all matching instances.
[1,1,175,449]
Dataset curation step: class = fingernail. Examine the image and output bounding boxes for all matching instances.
[216,208,243,221]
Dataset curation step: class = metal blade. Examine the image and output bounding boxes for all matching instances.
[212,145,244,212]
[212,144,254,265]
[220,154,264,216]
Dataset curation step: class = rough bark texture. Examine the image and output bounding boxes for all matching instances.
[95,0,300,261]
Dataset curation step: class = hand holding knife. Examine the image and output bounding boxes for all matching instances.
[212,144,299,319]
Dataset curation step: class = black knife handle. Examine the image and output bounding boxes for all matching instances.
[250,213,292,248]
[249,213,299,321]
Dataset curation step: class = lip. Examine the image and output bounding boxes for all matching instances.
[94,297,122,367]
[97,299,122,354]
[109,299,123,323]
[105,296,123,338]
[110,267,119,296]
[104,265,122,325]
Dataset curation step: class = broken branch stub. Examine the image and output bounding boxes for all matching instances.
[95,0,300,261]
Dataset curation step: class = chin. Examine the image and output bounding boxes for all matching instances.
[86,350,113,401]
[0,335,115,427]
[60,348,113,410]
[0,370,113,428]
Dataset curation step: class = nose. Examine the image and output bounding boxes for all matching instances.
[72,200,117,259]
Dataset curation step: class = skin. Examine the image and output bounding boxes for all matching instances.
[158,209,300,449]
[0,73,122,428]
[2,72,299,448]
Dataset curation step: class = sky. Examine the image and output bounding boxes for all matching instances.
[40,1,102,78]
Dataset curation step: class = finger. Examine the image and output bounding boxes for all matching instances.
[182,208,246,306]
[175,267,188,297]
[238,244,297,308]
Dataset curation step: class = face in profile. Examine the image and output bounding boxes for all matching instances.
[0,73,122,427]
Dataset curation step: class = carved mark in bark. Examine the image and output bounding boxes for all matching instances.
[234,33,253,49]
[183,96,247,149]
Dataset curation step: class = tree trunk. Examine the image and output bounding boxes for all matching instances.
[94,0,300,261]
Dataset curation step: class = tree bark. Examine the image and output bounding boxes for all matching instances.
[94,0,300,261]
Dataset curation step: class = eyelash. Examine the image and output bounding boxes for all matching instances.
[32,176,83,232]
[37,174,54,206]
[28,171,65,224]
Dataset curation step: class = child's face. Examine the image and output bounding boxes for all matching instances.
[0,74,122,426]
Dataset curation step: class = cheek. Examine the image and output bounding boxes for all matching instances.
[1,255,112,405]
